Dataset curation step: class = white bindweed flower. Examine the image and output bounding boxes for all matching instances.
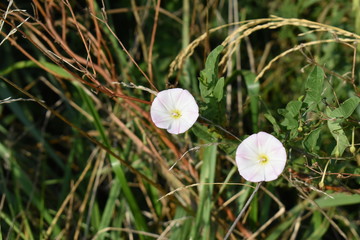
[236,132,287,182]
[150,88,199,134]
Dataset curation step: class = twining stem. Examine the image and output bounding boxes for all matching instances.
[224,182,263,240]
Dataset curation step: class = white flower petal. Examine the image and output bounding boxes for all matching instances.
[151,110,173,129]
[240,164,265,182]
[256,132,279,153]
[153,90,173,111]
[236,146,259,170]
[263,162,283,181]
[237,134,260,158]
[181,111,199,127]
[167,119,188,134]
[176,90,198,110]
[235,132,287,182]
[150,88,199,134]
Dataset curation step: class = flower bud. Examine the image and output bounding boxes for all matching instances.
[350,145,356,154]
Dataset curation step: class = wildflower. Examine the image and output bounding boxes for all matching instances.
[236,132,287,182]
[150,88,199,134]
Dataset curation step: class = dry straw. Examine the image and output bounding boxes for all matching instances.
[168,16,360,82]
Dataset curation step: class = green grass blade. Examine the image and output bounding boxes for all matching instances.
[315,193,360,208]
[75,83,149,238]
[170,207,192,240]
[0,82,65,170]
[97,178,122,240]
[243,70,260,132]
[0,212,27,239]
[9,157,61,236]
[190,144,217,240]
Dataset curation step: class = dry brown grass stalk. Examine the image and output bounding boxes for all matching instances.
[255,38,360,83]
[168,16,360,86]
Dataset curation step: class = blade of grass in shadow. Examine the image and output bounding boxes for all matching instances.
[0,83,65,170]
[13,180,34,240]
[58,135,80,205]
[190,144,217,240]
[92,1,132,81]
[8,155,61,236]
[266,200,304,240]
[0,106,61,237]
[96,178,122,240]
[74,83,149,238]
[0,143,29,240]
[0,212,27,239]
[91,201,101,231]
[307,209,333,239]
[0,74,164,197]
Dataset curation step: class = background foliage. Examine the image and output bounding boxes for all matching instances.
[0,0,359,239]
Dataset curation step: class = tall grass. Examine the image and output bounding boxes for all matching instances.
[0,1,359,239]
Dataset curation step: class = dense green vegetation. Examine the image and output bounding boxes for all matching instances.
[0,1,359,239]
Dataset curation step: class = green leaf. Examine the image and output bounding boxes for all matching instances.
[200,99,226,124]
[279,100,302,130]
[199,71,213,99]
[324,96,359,156]
[328,96,360,119]
[326,107,350,156]
[213,77,224,102]
[264,113,281,135]
[203,45,224,79]
[303,66,324,111]
[198,45,224,100]
[303,127,321,152]
[198,46,226,124]
[284,100,303,118]
[218,138,239,155]
[191,123,218,143]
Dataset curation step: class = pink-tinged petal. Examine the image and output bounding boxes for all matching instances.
[256,132,279,153]
[150,110,173,129]
[167,88,184,108]
[266,145,287,159]
[167,119,186,134]
[263,157,286,181]
[237,134,260,158]
[235,132,287,182]
[236,146,259,168]
[240,164,265,182]
[176,90,198,110]
[153,90,174,112]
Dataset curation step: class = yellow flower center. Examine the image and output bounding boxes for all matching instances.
[170,110,182,119]
[258,154,269,165]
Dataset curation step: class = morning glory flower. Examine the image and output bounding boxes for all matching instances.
[150,88,199,134]
[235,132,287,182]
